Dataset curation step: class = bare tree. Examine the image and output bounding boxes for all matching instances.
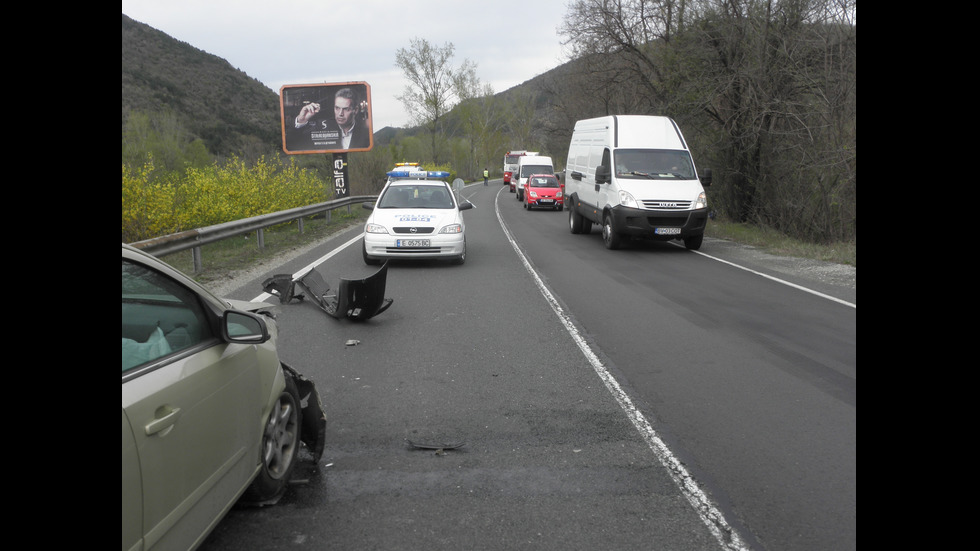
[456,76,508,177]
[506,89,538,150]
[395,38,475,164]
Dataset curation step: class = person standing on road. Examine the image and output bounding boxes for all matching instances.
[483,168,489,186]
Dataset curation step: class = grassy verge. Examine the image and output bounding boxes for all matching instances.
[160,208,369,287]
[704,217,856,267]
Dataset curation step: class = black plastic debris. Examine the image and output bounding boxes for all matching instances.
[406,439,466,451]
[262,274,301,304]
[261,261,393,322]
[282,362,326,463]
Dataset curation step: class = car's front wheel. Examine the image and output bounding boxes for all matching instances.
[683,233,704,250]
[242,375,302,505]
[602,213,623,249]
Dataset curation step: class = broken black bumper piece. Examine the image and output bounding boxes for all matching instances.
[262,261,393,322]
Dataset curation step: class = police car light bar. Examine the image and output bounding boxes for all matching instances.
[386,170,451,180]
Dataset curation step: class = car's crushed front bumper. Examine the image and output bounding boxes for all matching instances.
[281,362,326,462]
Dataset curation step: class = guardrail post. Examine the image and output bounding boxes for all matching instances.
[298,217,305,234]
[257,229,265,249]
[192,246,202,273]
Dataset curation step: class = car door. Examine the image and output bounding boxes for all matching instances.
[595,147,615,217]
[579,146,607,217]
[122,259,263,550]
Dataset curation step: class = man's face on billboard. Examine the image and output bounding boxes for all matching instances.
[334,96,356,127]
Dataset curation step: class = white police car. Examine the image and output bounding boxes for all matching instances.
[362,167,472,265]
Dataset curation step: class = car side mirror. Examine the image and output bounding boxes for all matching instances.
[595,165,611,184]
[700,168,712,187]
[222,310,270,343]
[459,201,473,211]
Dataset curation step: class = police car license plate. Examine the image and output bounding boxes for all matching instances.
[396,239,430,247]
[654,227,681,235]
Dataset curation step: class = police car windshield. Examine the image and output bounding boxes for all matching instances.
[614,149,696,180]
[378,184,455,209]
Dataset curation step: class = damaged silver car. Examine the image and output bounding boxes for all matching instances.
[122,243,326,551]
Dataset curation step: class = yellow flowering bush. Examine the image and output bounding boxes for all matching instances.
[122,155,328,243]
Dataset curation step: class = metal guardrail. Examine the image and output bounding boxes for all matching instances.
[128,195,377,272]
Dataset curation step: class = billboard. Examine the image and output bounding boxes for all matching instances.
[280,82,374,154]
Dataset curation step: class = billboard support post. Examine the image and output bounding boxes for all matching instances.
[333,153,349,198]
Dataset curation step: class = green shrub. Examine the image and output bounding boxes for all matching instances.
[123,155,328,242]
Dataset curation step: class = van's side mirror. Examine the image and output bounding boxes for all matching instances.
[700,168,712,187]
[595,165,611,184]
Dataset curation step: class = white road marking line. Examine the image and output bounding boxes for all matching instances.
[679,244,855,308]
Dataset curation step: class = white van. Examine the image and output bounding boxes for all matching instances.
[513,155,555,202]
[564,115,712,250]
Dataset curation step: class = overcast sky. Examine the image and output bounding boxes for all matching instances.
[122,0,574,130]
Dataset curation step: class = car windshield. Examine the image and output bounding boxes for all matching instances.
[521,165,552,177]
[528,176,559,188]
[613,149,696,180]
[378,184,455,209]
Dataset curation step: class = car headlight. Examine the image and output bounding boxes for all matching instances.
[556,190,563,198]
[618,190,639,209]
[439,224,463,234]
[365,223,388,234]
[695,192,707,210]
[529,190,538,198]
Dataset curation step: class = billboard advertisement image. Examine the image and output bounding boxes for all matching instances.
[280,82,373,154]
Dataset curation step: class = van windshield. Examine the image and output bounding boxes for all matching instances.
[521,165,552,177]
[613,149,696,180]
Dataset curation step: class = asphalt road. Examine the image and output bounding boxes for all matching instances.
[201,181,855,551]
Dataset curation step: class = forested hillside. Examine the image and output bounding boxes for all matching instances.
[122,13,283,163]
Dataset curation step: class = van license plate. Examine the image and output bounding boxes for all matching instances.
[655,227,681,235]
[397,239,430,247]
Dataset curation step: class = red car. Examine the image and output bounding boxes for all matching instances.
[523,173,564,211]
